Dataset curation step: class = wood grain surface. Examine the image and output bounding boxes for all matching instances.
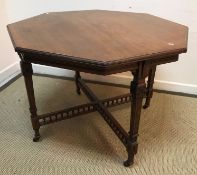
[7,10,188,63]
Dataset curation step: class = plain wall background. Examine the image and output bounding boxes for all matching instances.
[1,0,197,94]
[0,0,15,70]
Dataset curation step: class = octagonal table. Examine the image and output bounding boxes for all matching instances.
[7,10,188,167]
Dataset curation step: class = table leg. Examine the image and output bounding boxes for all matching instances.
[75,71,81,95]
[143,66,156,109]
[20,61,40,142]
[124,65,146,167]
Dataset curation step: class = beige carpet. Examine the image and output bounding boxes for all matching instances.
[0,76,197,175]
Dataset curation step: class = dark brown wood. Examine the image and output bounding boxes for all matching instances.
[124,63,148,166]
[20,58,40,142]
[7,10,188,167]
[78,78,129,146]
[75,71,81,95]
[38,93,131,126]
[7,10,188,75]
[143,66,156,108]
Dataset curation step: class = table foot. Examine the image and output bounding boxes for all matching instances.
[76,88,81,95]
[33,129,40,142]
[143,101,150,109]
[143,93,151,109]
[124,141,138,167]
[124,159,134,167]
[124,145,135,167]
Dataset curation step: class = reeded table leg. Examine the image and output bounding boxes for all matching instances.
[20,61,40,142]
[143,66,156,109]
[124,64,146,167]
[75,71,81,95]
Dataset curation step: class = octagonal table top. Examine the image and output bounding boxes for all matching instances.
[7,10,188,73]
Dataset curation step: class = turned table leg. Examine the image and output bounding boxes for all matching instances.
[75,71,81,95]
[143,66,156,109]
[124,64,146,167]
[20,61,40,142]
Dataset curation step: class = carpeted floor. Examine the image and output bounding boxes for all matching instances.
[0,76,197,175]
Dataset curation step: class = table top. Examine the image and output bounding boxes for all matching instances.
[7,10,188,74]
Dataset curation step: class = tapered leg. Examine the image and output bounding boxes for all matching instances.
[75,71,81,95]
[124,64,146,167]
[143,66,156,109]
[20,61,40,142]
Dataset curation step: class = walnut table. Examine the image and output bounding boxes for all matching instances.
[7,10,188,167]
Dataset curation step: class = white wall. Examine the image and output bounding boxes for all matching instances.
[1,0,197,94]
[0,0,20,87]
